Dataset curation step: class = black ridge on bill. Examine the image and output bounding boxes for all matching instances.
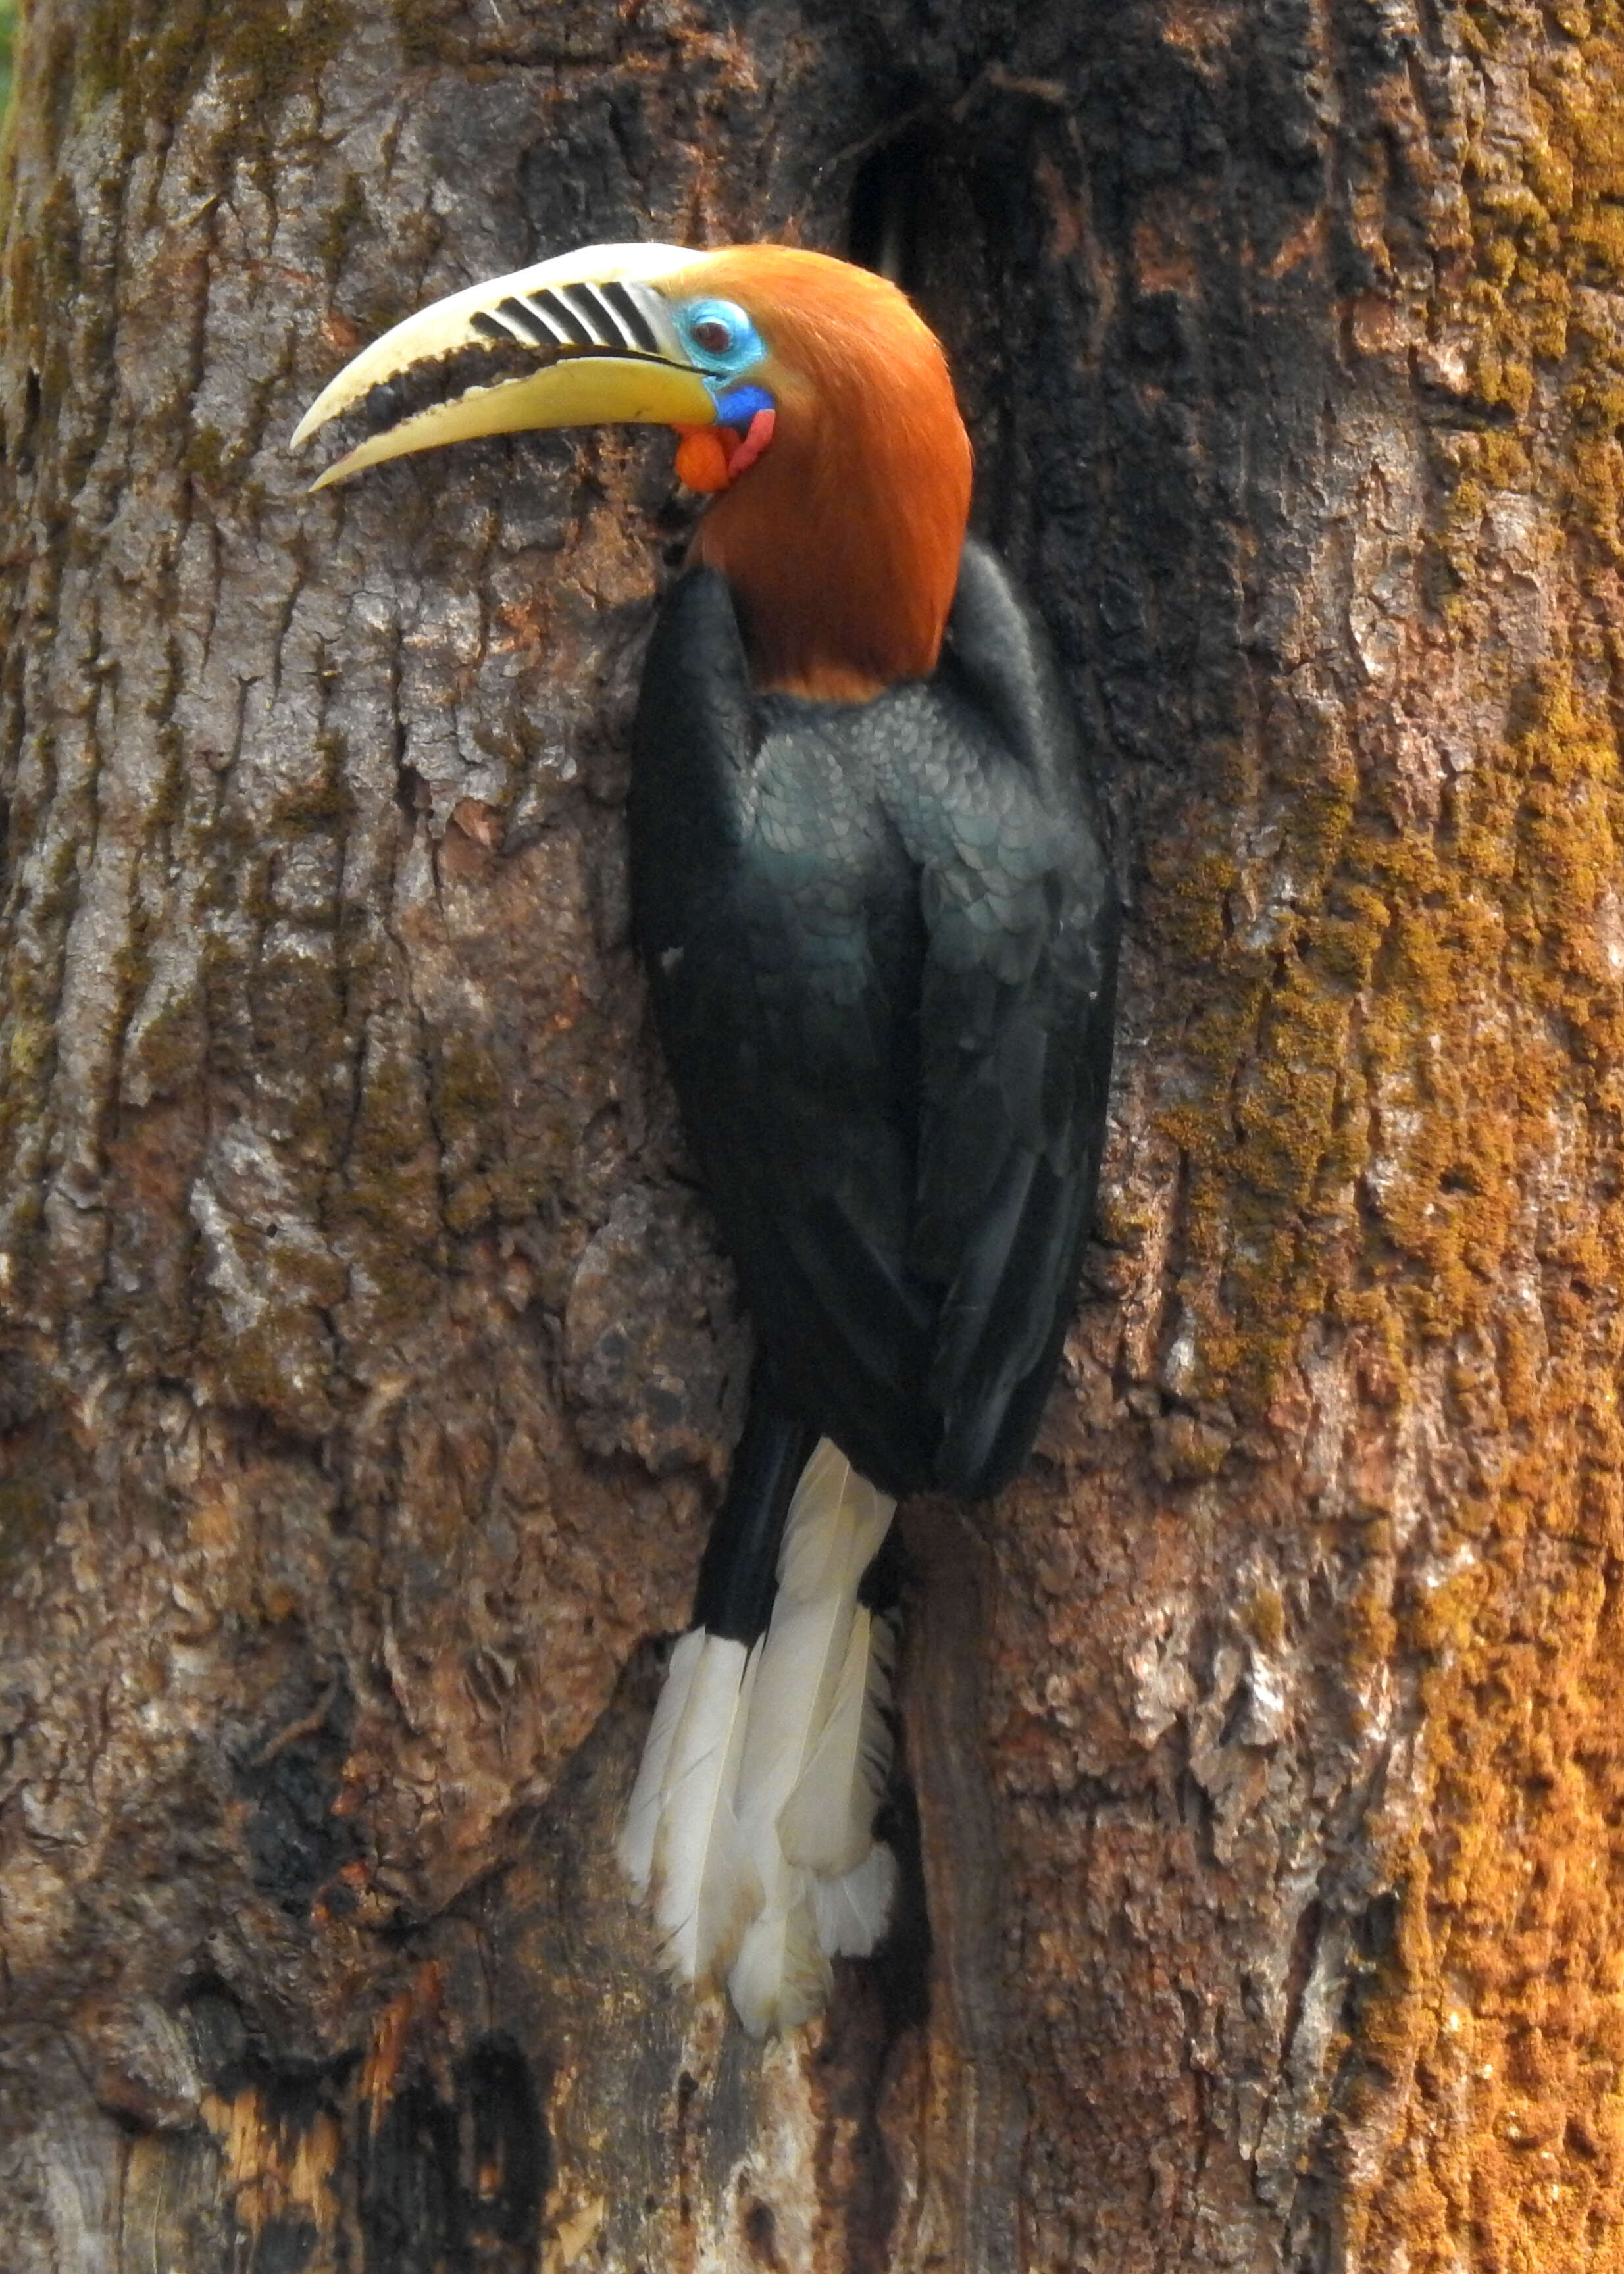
[324,340,553,449]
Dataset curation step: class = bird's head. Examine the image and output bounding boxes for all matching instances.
[293,242,972,701]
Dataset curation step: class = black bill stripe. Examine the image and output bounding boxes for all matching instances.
[495,295,563,347]
[532,287,595,347]
[601,278,664,356]
[560,280,623,347]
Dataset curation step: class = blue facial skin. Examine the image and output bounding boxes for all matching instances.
[713,384,775,429]
[672,297,774,424]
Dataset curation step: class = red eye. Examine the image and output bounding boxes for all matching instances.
[693,316,734,355]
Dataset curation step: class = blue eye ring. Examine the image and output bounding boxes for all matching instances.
[675,297,766,381]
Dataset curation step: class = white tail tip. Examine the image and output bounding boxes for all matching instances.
[618,1438,900,2031]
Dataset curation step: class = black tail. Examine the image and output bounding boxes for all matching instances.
[692,1375,817,1641]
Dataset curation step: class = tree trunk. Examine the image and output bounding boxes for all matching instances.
[4,0,1623,2266]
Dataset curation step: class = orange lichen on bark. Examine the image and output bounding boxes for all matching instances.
[1348,664,1624,2263]
[1114,5,1624,2260]
[1341,9,1624,2263]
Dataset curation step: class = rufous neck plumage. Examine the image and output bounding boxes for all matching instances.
[674,251,973,704]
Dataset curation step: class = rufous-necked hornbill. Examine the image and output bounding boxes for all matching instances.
[294,241,1117,2034]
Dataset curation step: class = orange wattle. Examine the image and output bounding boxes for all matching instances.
[675,429,734,493]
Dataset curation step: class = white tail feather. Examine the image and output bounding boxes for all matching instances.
[727,1878,832,2036]
[619,1438,900,2032]
[617,1627,705,1894]
[778,1438,894,1604]
[732,1450,892,1879]
[778,1606,894,1878]
[811,1840,898,1958]
[648,1634,761,1984]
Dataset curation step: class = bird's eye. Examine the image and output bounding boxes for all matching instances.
[680,299,762,374]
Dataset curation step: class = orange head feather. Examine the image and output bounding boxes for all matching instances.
[666,248,973,702]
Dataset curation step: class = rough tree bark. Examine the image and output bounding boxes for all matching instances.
[3,0,1623,2267]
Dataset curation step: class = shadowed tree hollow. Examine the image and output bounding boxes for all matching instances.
[3,1,1624,2268]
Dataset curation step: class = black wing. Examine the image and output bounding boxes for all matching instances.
[628,569,942,1490]
[628,543,1115,1499]
[905,541,1116,1492]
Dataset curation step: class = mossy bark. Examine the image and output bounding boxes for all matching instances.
[3,0,1623,2267]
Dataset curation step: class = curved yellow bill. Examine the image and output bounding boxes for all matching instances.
[293,240,719,488]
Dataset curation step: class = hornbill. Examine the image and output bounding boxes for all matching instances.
[295,242,1117,2033]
